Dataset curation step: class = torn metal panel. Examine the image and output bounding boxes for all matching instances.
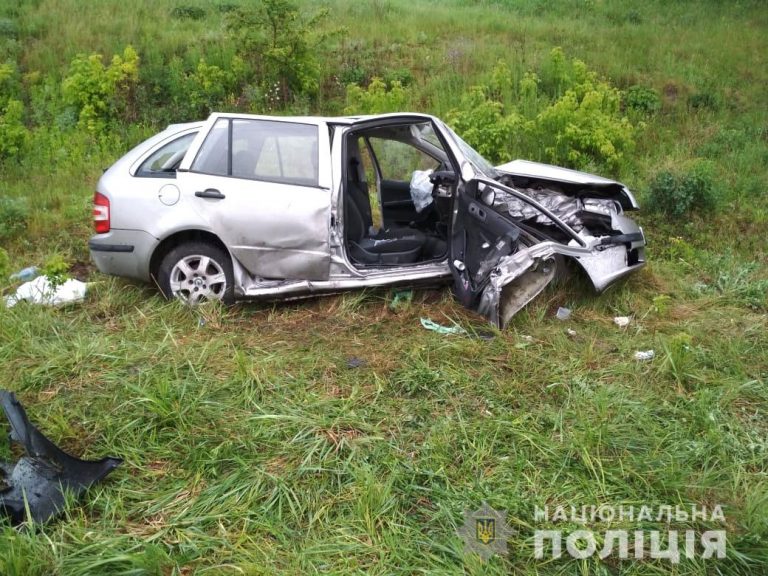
[0,391,121,524]
[495,187,617,232]
[495,159,640,210]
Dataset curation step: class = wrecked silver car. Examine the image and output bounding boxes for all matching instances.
[89,112,645,326]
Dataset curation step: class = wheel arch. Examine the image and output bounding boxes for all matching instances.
[149,229,231,284]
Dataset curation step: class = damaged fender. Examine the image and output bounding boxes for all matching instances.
[477,240,597,328]
[0,391,122,524]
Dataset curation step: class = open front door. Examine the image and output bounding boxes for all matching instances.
[449,180,557,327]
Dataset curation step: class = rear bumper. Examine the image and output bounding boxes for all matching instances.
[89,229,158,282]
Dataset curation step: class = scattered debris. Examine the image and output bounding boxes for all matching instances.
[420,317,467,335]
[515,334,534,349]
[0,390,122,524]
[613,316,631,328]
[346,357,367,369]
[634,350,655,361]
[9,266,40,282]
[389,289,413,311]
[566,328,577,337]
[555,307,571,321]
[4,276,88,307]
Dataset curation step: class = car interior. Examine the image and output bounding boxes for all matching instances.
[343,123,453,267]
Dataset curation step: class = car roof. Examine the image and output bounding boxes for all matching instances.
[201,111,435,127]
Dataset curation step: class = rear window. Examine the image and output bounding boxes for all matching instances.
[191,118,319,187]
[137,132,197,177]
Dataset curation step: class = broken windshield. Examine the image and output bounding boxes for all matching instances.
[443,125,499,180]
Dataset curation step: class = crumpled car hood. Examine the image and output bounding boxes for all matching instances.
[496,159,623,186]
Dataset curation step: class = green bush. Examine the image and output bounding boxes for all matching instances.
[62,46,140,132]
[0,196,29,241]
[42,253,71,289]
[344,77,409,114]
[339,65,368,87]
[187,57,246,117]
[534,77,635,172]
[0,60,21,107]
[446,87,522,164]
[226,0,331,105]
[688,89,721,111]
[170,5,206,20]
[538,47,595,99]
[0,99,28,159]
[446,49,636,173]
[647,161,719,218]
[625,85,660,115]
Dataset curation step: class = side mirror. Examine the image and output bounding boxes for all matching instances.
[479,184,495,206]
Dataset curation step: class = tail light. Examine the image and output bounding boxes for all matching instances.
[93,192,110,234]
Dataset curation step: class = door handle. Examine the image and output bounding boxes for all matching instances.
[195,188,225,199]
[468,202,486,222]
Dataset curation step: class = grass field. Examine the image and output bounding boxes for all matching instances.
[1,0,767,574]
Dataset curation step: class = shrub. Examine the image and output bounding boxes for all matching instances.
[339,65,367,87]
[447,49,637,174]
[0,99,28,159]
[688,90,721,111]
[538,47,596,99]
[0,196,29,241]
[534,75,635,172]
[170,5,206,20]
[42,254,70,289]
[646,161,719,218]
[0,60,21,107]
[446,87,522,164]
[383,67,414,88]
[344,77,409,114]
[226,0,331,104]
[187,57,246,117]
[625,85,660,115]
[62,46,140,131]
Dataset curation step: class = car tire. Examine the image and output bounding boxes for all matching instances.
[157,242,234,305]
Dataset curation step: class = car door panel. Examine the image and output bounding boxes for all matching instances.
[380,179,419,224]
[450,181,522,309]
[181,172,331,279]
[177,115,332,281]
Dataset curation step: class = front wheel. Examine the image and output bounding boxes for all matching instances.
[158,242,234,305]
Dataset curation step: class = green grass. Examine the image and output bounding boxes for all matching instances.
[1,270,766,573]
[1,0,767,573]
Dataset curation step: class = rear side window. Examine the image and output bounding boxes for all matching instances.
[191,119,230,176]
[136,132,197,177]
[191,118,319,187]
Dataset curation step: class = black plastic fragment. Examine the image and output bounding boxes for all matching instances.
[0,390,122,524]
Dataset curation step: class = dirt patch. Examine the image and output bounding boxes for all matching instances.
[69,260,94,282]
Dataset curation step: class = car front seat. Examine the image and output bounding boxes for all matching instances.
[345,139,426,265]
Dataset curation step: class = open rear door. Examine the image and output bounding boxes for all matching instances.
[449,180,558,327]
